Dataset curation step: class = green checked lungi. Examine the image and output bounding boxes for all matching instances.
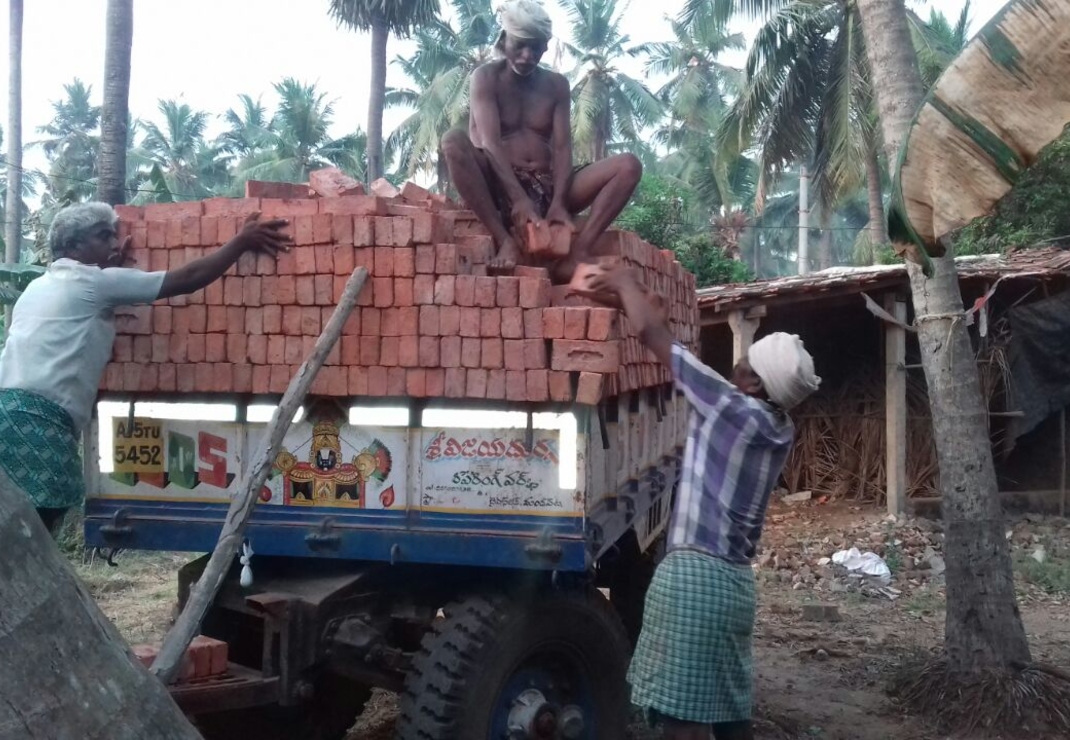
[628,549,756,725]
[0,388,84,510]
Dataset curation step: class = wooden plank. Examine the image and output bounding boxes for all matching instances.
[885,293,907,516]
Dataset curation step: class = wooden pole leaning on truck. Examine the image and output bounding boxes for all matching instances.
[151,267,369,685]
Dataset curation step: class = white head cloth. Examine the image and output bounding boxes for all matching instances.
[747,332,821,411]
[498,0,553,41]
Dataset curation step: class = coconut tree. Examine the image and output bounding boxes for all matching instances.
[98,0,133,205]
[5,0,23,267]
[558,0,664,163]
[33,80,102,204]
[218,94,271,159]
[135,100,218,200]
[908,1,971,89]
[328,0,442,183]
[386,0,499,187]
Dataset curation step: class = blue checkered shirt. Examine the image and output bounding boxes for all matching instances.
[668,344,794,564]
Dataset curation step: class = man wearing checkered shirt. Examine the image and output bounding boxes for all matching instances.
[591,266,820,740]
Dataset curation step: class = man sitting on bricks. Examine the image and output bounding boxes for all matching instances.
[590,265,821,740]
[440,0,642,281]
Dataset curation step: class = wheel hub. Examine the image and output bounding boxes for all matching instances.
[506,689,586,739]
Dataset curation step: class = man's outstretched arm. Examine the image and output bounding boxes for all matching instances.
[546,74,574,222]
[590,266,673,368]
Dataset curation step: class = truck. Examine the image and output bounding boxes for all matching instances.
[84,386,685,739]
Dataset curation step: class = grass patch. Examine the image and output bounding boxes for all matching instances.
[1015,552,1070,595]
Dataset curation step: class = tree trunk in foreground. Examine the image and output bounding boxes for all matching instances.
[98,0,133,205]
[864,138,888,250]
[367,15,388,183]
[0,468,200,739]
[855,0,1032,674]
[5,0,23,265]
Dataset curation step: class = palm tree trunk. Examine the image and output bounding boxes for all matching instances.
[856,0,1031,676]
[817,207,833,270]
[0,468,202,738]
[865,138,887,249]
[367,15,389,183]
[98,0,133,205]
[5,0,23,266]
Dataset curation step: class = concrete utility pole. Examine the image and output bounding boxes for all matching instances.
[797,165,810,275]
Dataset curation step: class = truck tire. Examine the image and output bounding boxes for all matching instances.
[397,587,630,740]
[192,676,370,740]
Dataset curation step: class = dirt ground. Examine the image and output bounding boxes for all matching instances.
[74,501,1070,740]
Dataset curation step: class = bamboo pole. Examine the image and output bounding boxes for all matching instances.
[151,267,368,684]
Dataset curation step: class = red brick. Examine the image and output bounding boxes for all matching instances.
[296,276,316,305]
[374,217,393,248]
[342,306,361,336]
[551,339,621,372]
[564,308,588,340]
[461,338,482,368]
[240,276,260,307]
[270,365,290,393]
[514,265,550,279]
[247,334,267,364]
[148,248,169,272]
[359,336,381,365]
[285,336,304,364]
[243,307,263,336]
[165,219,182,248]
[394,247,415,277]
[179,216,201,246]
[353,217,375,246]
[226,334,248,363]
[435,243,458,274]
[380,307,401,337]
[362,308,381,336]
[425,368,446,396]
[549,371,573,401]
[205,306,226,334]
[414,274,435,305]
[519,277,552,308]
[406,368,427,397]
[496,277,520,307]
[263,305,282,334]
[430,276,454,306]
[506,370,527,401]
[373,247,395,277]
[503,340,525,370]
[415,245,436,274]
[394,277,414,307]
[587,308,618,341]
[281,306,301,336]
[481,338,504,369]
[390,217,414,247]
[146,221,166,248]
[500,308,523,339]
[486,369,507,400]
[276,276,296,304]
[526,369,549,402]
[169,335,188,363]
[112,336,133,362]
[575,371,604,404]
[459,307,481,338]
[419,305,440,336]
[474,277,497,308]
[218,216,239,243]
[480,309,502,338]
[332,214,354,246]
[174,363,195,392]
[387,367,407,396]
[150,306,171,335]
[398,336,419,368]
[274,247,296,275]
[444,367,467,398]
[158,364,177,392]
[267,335,286,364]
[314,274,333,305]
[233,364,253,393]
[368,366,389,396]
[253,365,271,393]
[204,334,225,362]
[319,195,386,217]
[301,306,321,335]
[332,275,349,304]
[418,336,440,366]
[455,275,476,306]
[349,366,369,395]
[131,336,151,363]
[312,214,332,243]
[309,245,331,274]
[523,309,544,339]
[293,215,315,245]
[398,306,419,336]
[221,277,241,306]
[439,305,460,336]
[203,197,261,218]
[465,369,488,398]
[379,336,399,367]
[258,276,277,305]
[440,336,462,368]
[151,335,169,363]
[523,339,547,368]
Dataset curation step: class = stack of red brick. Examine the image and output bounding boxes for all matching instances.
[102,183,698,404]
[132,635,228,683]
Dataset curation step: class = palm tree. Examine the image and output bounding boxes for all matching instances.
[135,100,223,201]
[328,0,442,183]
[0,126,38,262]
[98,0,133,205]
[232,79,368,186]
[558,0,664,163]
[908,1,971,89]
[5,0,24,267]
[33,79,102,203]
[386,0,499,187]
[218,94,270,159]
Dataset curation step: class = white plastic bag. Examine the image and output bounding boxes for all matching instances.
[831,547,892,584]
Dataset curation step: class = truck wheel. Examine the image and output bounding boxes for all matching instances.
[193,676,370,740]
[397,587,630,740]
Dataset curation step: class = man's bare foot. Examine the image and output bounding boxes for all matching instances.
[488,235,522,275]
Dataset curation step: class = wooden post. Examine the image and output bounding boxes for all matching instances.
[728,309,761,365]
[151,268,368,684]
[1061,408,1067,519]
[885,293,907,516]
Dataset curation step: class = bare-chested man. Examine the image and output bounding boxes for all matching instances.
[440,0,642,281]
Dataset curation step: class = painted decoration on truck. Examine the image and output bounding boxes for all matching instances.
[102,420,241,502]
[272,419,399,509]
[418,429,582,516]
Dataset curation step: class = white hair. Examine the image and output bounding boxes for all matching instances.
[48,202,118,259]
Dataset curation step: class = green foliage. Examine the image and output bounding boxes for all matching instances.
[952,132,1070,255]
[673,234,753,286]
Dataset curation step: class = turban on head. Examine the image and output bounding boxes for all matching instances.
[498,0,553,42]
[747,333,821,411]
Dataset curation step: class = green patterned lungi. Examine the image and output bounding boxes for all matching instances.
[0,388,84,510]
[628,549,756,725]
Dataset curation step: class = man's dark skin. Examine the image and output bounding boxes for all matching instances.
[592,265,760,740]
[441,32,642,281]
